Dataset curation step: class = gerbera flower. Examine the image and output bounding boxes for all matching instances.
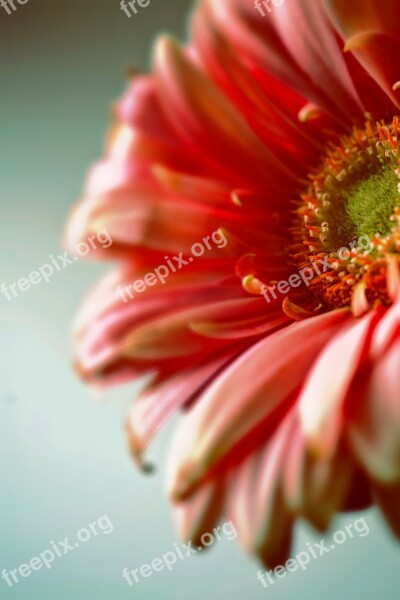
[66,0,400,566]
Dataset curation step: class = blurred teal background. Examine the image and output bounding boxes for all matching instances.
[0,1,399,598]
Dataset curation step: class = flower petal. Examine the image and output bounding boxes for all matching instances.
[202,0,364,122]
[126,349,244,468]
[168,309,349,501]
[298,310,376,459]
[372,481,400,539]
[283,415,353,531]
[228,413,294,568]
[172,481,226,548]
[154,36,292,188]
[326,0,400,106]
[348,339,400,484]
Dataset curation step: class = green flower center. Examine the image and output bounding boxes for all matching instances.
[320,161,399,252]
[346,166,399,240]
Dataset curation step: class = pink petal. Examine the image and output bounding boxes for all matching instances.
[298,310,376,459]
[126,349,244,468]
[283,414,353,531]
[348,339,400,484]
[227,412,294,568]
[167,309,349,501]
[172,480,226,548]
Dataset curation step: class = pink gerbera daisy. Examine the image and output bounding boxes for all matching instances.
[66,0,400,566]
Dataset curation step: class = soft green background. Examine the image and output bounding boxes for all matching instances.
[0,1,399,598]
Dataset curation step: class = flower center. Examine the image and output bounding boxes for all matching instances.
[292,116,400,316]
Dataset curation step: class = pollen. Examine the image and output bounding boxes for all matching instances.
[292,116,400,314]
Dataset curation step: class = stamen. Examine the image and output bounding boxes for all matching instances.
[291,117,400,314]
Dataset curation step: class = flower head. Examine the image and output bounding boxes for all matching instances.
[66,0,400,565]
